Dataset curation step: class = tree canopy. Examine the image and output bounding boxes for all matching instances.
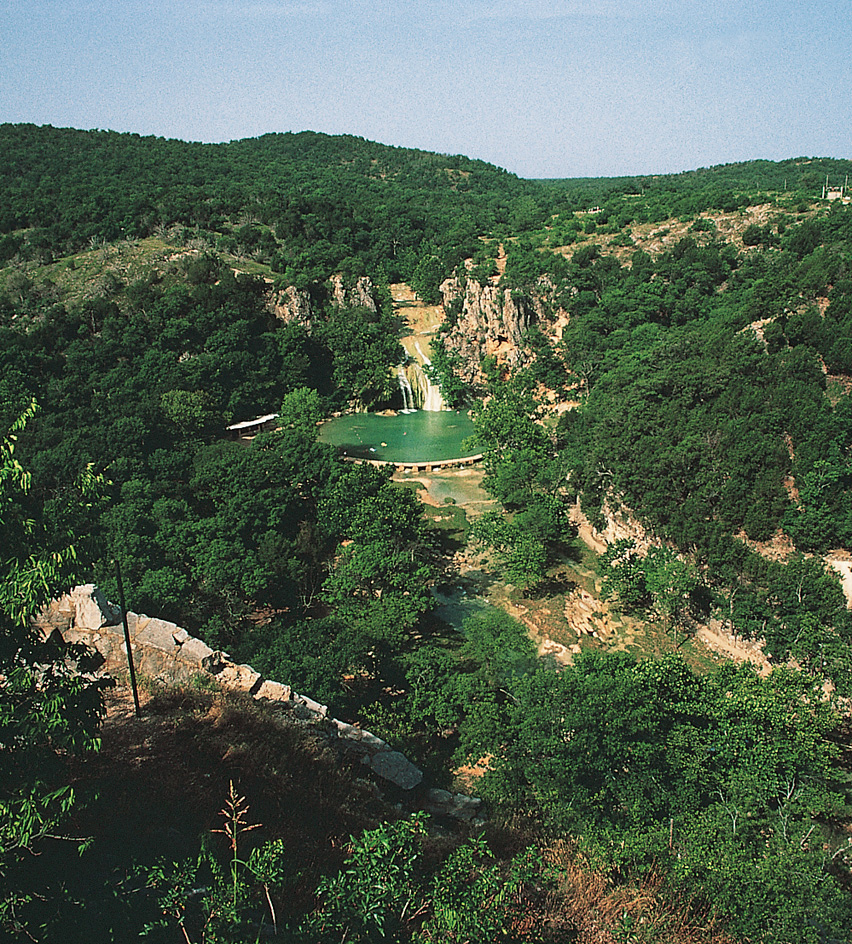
[2,125,852,942]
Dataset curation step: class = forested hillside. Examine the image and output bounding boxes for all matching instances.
[0,123,540,292]
[2,125,852,943]
[538,155,852,222]
[451,202,852,688]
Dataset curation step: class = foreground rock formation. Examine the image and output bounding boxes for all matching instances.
[36,586,483,820]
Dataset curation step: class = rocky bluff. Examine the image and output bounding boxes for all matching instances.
[439,273,568,386]
[269,274,378,326]
[267,268,568,391]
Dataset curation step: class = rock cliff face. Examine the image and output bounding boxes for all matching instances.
[269,275,378,326]
[329,274,377,313]
[439,275,566,384]
[269,285,313,326]
[568,495,660,557]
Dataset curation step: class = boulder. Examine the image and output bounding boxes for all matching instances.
[332,719,390,754]
[179,636,215,665]
[295,694,328,718]
[254,679,292,702]
[423,788,483,822]
[134,616,184,651]
[363,751,423,790]
[70,584,121,630]
[213,662,262,692]
[201,651,261,691]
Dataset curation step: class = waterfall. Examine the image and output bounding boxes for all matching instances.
[396,339,446,412]
[421,369,445,412]
[397,365,415,412]
[403,360,445,412]
[414,341,445,412]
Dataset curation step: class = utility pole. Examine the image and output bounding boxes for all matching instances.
[115,560,141,717]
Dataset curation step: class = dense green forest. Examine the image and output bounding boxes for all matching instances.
[2,125,852,942]
[0,123,541,293]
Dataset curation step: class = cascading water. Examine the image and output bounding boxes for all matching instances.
[397,365,415,413]
[414,341,445,411]
[399,359,445,411]
[395,305,446,411]
[423,380,444,412]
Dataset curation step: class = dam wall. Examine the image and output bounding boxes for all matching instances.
[345,453,483,472]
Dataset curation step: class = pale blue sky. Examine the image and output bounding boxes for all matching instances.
[2,0,850,177]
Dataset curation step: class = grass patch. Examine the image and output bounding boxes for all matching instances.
[0,237,277,314]
[423,500,469,534]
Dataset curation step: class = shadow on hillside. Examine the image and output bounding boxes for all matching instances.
[16,685,399,942]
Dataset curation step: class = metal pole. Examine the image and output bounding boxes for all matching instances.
[115,560,141,717]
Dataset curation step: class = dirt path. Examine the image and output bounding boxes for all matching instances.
[826,554,852,608]
[693,624,772,674]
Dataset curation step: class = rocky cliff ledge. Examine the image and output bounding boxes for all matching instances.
[36,586,483,821]
[439,274,568,384]
[269,274,378,325]
[267,269,571,394]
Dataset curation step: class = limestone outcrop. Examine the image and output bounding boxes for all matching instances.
[270,285,313,325]
[269,274,378,326]
[329,274,377,314]
[568,496,658,557]
[439,275,565,384]
[36,586,488,817]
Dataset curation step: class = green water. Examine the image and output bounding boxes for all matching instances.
[319,411,477,463]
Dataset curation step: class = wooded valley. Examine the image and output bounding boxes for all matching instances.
[2,124,852,943]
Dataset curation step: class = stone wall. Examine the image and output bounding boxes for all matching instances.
[36,586,482,821]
